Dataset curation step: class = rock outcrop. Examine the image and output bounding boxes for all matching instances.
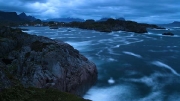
[162,32,174,36]
[0,26,97,96]
[63,18,165,33]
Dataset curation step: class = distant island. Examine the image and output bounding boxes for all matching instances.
[158,21,180,27]
[60,18,165,33]
[97,17,125,22]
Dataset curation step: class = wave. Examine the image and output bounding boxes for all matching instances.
[108,58,117,62]
[108,77,115,84]
[123,51,142,58]
[83,85,135,101]
[22,30,35,34]
[120,72,180,101]
[152,61,180,76]
[65,41,92,51]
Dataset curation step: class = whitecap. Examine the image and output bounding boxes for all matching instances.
[108,58,117,62]
[152,61,180,76]
[147,32,154,35]
[65,41,92,51]
[45,32,55,34]
[121,72,180,101]
[83,85,136,101]
[96,50,103,56]
[122,40,144,45]
[108,77,115,84]
[107,48,120,55]
[114,45,120,48]
[123,51,142,58]
[117,30,125,33]
[57,30,67,33]
[172,27,180,29]
[98,39,114,43]
[112,34,119,37]
[23,30,35,34]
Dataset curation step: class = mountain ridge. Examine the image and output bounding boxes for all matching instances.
[0,11,36,22]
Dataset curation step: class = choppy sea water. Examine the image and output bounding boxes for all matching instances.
[22,26,180,101]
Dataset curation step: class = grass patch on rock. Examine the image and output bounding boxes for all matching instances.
[0,86,90,101]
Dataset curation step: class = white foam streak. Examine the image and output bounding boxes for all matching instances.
[83,85,135,101]
[22,30,35,34]
[123,51,142,58]
[152,61,180,76]
[108,77,115,84]
[65,41,92,51]
[108,58,117,62]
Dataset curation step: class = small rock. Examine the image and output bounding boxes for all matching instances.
[162,32,174,36]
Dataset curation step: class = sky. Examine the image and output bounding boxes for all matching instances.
[0,0,180,24]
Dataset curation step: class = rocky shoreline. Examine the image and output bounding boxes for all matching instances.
[0,26,97,100]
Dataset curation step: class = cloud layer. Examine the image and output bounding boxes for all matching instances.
[0,0,180,23]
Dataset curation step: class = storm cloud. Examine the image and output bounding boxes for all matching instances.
[0,0,179,23]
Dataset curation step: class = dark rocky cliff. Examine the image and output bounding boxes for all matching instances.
[0,26,97,97]
[0,11,22,22]
[19,12,36,21]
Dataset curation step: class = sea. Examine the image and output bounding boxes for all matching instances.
[21,26,180,101]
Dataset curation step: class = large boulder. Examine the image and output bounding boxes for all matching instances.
[0,26,97,96]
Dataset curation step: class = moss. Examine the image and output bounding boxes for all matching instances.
[0,86,90,101]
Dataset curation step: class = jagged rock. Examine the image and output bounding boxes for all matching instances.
[162,32,174,36]
[0,27,97,96]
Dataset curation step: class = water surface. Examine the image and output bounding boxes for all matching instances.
[22,26,180,101]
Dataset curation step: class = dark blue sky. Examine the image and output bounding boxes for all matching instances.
[0,0,179,24]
